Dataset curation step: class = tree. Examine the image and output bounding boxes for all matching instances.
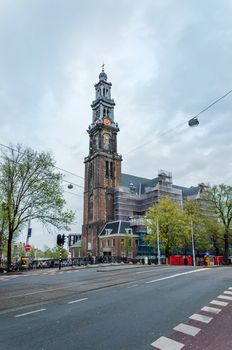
[124,232,132,259]
[40,245,68,259]
[203,184,232,263]
[0,144,75,271]
[146,197,183,259]
[0,201,7,264]
[180,199,213,262]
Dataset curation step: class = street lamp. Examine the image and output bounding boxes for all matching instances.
[157,217,161,265]
[190,219,196,267]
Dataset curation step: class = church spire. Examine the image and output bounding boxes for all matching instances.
[99,63,107,81]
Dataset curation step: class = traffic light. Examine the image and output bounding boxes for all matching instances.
[57,234,62,246]
[57,234,66,246]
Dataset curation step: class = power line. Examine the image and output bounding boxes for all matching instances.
[63,190,83,198]
[0,142,84,181]
[125,88,232,156]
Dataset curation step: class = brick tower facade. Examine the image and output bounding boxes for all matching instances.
[82,66,122,258]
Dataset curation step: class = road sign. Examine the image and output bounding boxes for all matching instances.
[21,257,29,267]
[25,244,31,251]
[28,228,32,237]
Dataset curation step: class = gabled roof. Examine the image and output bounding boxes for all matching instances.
[99,220,130,237]
[173,185,199,197]
[121,173,159,194]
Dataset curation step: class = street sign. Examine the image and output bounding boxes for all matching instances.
[21,257,29,267]
[28,228,32,237]
[25,244,31,251]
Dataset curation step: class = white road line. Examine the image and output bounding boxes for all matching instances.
[210,300,228,307]
[201,306,221,314]
[127,284,138,288]
[146,268,208,284]
[174,323,201,336]
[136,267,172,274]
[151,336,184,350]
[189,313,213,324]
[15,308,46,318]
[217,295,232,301]
[223,291,232,295]
[67,297,88,304]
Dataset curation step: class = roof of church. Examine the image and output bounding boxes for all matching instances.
[121,173,199,197]
[99,220,131,236]
[121,173,154,193]
[173,185,199,197]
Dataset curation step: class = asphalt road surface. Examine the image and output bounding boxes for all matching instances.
[0,265,232,350]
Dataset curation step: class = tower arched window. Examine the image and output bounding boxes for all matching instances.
[110,162,113,178]
[106,161,109,177]
[103,108,106,117]
[103,88,105,96]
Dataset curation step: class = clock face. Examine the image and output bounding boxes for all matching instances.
[103,118,111,126]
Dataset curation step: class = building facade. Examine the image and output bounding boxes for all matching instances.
[82,68,206,259]
[82,66,122,257]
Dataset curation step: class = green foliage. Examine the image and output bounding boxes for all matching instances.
[146,197,207,257]
[0,144,75,270]
[40,245,68,259]
[203,184,232,262]
[146,197,183,256]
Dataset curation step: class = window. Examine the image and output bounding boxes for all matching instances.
[113,239,115,247]
[110,162,113,177]
[120,239,124,246]
[106,161,109,177]
[126,228,133,235]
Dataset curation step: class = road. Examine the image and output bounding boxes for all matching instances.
[0,265,232,350]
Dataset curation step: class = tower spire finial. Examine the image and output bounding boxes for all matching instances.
[101,63,105,72]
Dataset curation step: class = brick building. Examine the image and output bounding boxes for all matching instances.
[82,67,206,260]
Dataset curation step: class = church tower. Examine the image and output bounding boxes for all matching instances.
[82,66,122,257]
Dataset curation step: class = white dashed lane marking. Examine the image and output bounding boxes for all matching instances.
[210,299,228,306]
[146,268,208,284]
[189,313,213,324]
[201,306,221,314]
[151,336,184,350]
[15,308,46,318]
[223,290,232,295]
[217,294,232,301]
[173,323,201,336]
[67,297,88,304]
[151,289,231,349]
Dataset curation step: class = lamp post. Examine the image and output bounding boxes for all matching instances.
[26,208,32,246]
[157,217,161,265]
[190,219,196,267]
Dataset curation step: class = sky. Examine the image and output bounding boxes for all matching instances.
[0,0,232,249]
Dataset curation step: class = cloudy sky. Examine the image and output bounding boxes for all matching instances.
[0,0,232,249]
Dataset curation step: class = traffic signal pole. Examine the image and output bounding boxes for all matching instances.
[59,246,62,270]
[57,234,66,270]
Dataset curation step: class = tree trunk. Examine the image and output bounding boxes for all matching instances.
[224,231,229,265]
[7,231,13,272]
